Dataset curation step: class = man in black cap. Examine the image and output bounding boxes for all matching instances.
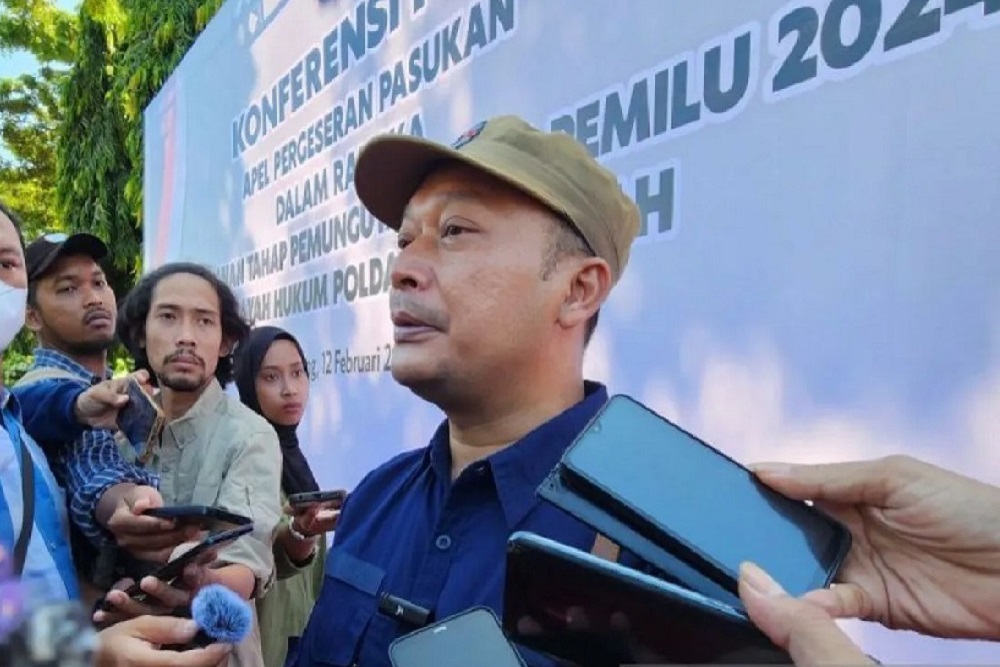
[13,232,199,606]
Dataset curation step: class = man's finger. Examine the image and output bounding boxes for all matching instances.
[117,528,188,549]
[738,562,873,665]
[747,459,898,506]
[112,515,180,539]
[128,486,166,512]
[92,382,129,406]
[101,589,170,619]
[122,615,200,645]
[802,583,877,623]
[140,576,192,609]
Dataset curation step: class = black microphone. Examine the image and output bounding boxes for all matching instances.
[378,592,431,628]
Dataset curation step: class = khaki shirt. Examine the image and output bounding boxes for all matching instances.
[149,379,282,667]
[257,493,328,667]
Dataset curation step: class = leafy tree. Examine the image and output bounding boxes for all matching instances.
[56,0,132,295]
[54,0,224,284]
[0,0,76,62]
[0,0,77,235]
[1,0,77,381]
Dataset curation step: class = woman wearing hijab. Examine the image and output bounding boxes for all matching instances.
[234,326,339,667]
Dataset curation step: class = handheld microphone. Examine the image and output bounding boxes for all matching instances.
[189,584,253,647]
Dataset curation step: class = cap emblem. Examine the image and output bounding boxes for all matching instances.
[451,120,486,149]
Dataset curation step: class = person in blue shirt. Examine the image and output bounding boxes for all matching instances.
[289,115,641,667]
[0,204,234,666]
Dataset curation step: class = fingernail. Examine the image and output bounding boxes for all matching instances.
[748,462,792,476]
[179,619,198,633]
[740,562,787,598]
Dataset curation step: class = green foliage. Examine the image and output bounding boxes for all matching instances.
[2,345,31,385]
[111,351,133,377]
[0,0,77,63]
[0,0,76,237]
[56,3,134,294]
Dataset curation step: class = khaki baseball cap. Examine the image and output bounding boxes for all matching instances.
[354,115,641,283]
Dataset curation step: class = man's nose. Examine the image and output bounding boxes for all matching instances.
[391,238,435,291]
[176,319,198,346]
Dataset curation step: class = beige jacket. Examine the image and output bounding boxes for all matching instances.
[150,379,282,667]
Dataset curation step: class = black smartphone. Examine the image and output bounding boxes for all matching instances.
[287,489,347,514]
[143,506,252,533]
[557,394,851,598]
[98,523,253,610]
[117,378,163,453]
[503,531,791,666]
[389,607,526,667]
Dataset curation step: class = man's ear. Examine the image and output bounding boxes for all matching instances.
[24,305,43,334]
[220,338,235,358]
[558,258,612,332]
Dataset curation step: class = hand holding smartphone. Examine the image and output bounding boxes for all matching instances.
[287,489,347,515]
[542,394,852,600]
[117,377,164,458]
[96,524,253,614]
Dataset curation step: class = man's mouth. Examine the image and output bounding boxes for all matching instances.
[167,353,202,368]
[84,310,112,326]
[391,311,434,329]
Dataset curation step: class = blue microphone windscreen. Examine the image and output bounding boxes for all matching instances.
[191,584,253,644]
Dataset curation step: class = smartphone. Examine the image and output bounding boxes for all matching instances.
[389,607,526,667]
[98,523,253,610]
[117,378,164,455]
[503,531,791,666]
[558,394,851,598]
[287,489,347,514]
[143,506,252,533]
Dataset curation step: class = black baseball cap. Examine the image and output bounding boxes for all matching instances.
[26,232,108,282]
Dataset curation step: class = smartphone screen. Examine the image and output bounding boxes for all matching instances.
[389,607,525,667]
[503,532,790,666]
[562,395,850,597]
[117,378,162,453]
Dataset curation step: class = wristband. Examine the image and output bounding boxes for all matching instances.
[287,519,316,542]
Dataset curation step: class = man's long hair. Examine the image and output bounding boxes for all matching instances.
[116,262,250,386]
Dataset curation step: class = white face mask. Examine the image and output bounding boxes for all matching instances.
[0,282,27,353]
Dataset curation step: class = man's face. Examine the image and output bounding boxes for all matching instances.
[389,164,572,403]
[142,272,227,392]
[28,254,116,355]
[0,213,26,292]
